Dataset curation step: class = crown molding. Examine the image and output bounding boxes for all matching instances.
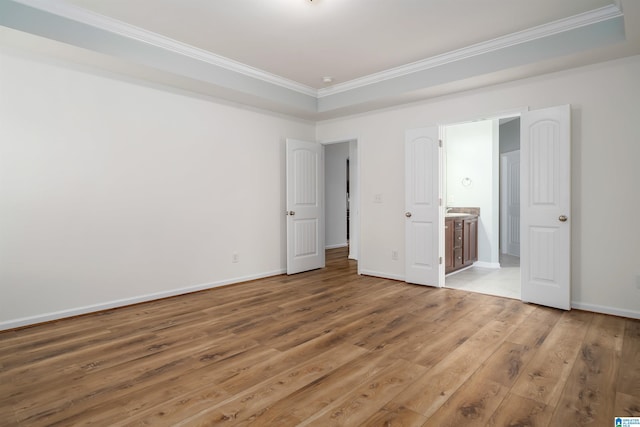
[317,4,623,97]
[11,0,319,97]
[5,1,626,110]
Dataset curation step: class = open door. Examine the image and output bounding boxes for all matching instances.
[520,105,571,310]
[286,139,325,274]
[405,126,443,287]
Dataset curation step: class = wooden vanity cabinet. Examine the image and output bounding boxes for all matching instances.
[453,220,464,269]
[445,215,478,274]
[463,216,478,265]
[445,219,454,271]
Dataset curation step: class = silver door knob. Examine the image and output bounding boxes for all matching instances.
[288,211,295,216]
[559,215,568,222]
[405,212,412,218]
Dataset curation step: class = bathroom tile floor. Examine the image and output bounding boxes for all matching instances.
[445,254,521,300]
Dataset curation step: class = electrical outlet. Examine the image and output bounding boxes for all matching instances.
[373,194,383,203]
[232,253,239,263]
[391,250,398,261]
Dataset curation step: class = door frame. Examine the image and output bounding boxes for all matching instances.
[437,107,526,277]
[320,137,361,274]
[435,106,571,310]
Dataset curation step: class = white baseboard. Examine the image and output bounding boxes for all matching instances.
[0,269,286,331]
[445,265,474,276]
[359,269,404,282]
[571,301,640,320]
[473,261,501,269]
[7,269,637,331]
[325,243,349,249]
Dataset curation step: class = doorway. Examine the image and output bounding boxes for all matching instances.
[324,139,359,262]
[443,117,521,300]
[404,105,570,309]
[286,138,359,275]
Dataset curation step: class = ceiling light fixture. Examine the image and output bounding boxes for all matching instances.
[322,76,333,84]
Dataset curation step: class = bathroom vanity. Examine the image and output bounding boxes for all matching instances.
[445,211,479,274]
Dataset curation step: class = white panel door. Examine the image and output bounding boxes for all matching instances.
[405,127,442,287]
[286,139,325,275]
[500,150,521,257]
[521,105,571,310]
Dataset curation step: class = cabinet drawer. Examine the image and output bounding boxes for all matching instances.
[454,220,463,230]
[453,248,463,268]
[454,230,463,248]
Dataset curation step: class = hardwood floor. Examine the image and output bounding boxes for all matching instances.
[1,247,639,426]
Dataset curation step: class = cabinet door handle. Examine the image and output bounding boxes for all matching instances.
[559,215,568,222]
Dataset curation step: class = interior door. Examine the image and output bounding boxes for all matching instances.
[520,105,571,310]
[405,126,443,287]
[501,150,521,257]
[286,139,325,275]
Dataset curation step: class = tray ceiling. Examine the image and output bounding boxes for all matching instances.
[1,0,639,119]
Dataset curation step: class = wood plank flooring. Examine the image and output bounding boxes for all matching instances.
[1,247,639,426]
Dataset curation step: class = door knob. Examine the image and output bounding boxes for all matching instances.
[559,215,568,222]
[405,212,412,218]
[288,211,296,216]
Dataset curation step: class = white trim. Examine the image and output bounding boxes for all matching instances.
[0,269,285,331]
[317,4,622,97]
[359,269,405,282]
[445,265,475,277]
[474,261,502,269]
[11,0,317,97]
[325,243,348,249]
[571,301,640,320]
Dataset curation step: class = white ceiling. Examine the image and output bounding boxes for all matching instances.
[62,0,614,89]
[1,0,639,119]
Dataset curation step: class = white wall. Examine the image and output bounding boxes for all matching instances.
[317,55,640,319]
[325,142,349,248]
[445,120,499,266]
[0,49,315,329]
[2,48,639,328]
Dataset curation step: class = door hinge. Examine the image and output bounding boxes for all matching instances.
[439,198,442,207]
[439,256,443,265]
[439,139,443,148]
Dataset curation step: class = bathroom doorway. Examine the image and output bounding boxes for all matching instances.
[443,117,521,299]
